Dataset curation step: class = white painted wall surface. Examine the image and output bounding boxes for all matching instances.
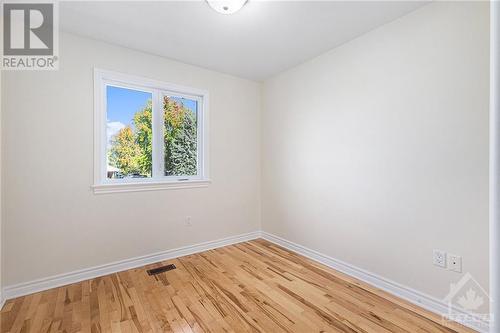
[2,33,261,286]
[0,59,3,303]
[490,1,500,332]
[261,2,489,300]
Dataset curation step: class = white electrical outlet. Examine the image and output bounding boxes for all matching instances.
[433,249,447,268]
[185,216,192,227]
[448,254,462,273]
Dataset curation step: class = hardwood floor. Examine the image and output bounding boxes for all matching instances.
[0,239,475,333]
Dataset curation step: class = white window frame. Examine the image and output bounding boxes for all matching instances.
[93,68,210,194]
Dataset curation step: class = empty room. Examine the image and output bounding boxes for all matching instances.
[1,0,499,332]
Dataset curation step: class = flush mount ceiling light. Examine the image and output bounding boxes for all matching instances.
[206,0,248,15]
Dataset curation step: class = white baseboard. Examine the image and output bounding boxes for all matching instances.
[261,231,488,333]
[3,231,261,301]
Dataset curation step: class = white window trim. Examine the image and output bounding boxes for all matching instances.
[93,68,210,194]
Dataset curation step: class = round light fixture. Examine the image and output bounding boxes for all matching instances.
[206,0,248,15]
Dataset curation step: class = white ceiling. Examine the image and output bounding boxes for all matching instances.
[60,1,427,81]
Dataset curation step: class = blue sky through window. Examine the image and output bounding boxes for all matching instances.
[107,86,151,126]
[106,86,151,145]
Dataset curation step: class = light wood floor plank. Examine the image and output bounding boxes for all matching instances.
[1,240,476,333]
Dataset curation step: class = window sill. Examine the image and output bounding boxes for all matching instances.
[92,179,211,194]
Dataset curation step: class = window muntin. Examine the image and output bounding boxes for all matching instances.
[94,69,209,192]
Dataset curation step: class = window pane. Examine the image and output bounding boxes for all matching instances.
[163,95,198,176]
[106,86,153,179]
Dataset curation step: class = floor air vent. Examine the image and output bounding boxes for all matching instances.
[147,264,176,275]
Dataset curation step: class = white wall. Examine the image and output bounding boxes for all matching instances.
[0,62,3,302]
[2,33,261,286]
[261,1,489,300]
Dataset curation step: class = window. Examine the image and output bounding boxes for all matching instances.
[93,69,209,193]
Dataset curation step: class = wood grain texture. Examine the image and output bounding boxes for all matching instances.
[0,239,476,333]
